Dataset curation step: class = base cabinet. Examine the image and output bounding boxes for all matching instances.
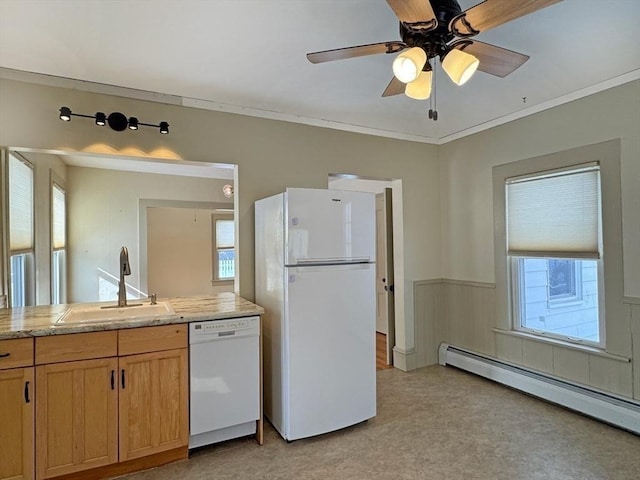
[35,358,118,479]
[32,325,188,480]
[119,349,188,461]
[0,367,34,480]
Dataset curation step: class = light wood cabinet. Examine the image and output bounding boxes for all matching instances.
[31,325,188,479]
[118,348,188,461]
[0,367,34,480]
[35,358,118,479]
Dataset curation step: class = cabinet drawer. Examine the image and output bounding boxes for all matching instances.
[35,331,118,364]
[0,337,34,369]
[118,324,187,356]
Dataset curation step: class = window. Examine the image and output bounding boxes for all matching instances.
[212,214,235,282]
[8,154,35,307]
[548,259,578,301]
[51,182,66,304]
[506,164,603,346]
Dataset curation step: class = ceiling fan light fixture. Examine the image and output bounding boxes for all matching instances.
[442,49,479,86]
[392,47,426,83]
[405,71,432,100]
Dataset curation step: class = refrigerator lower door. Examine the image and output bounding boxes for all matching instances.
[284,263,376,440]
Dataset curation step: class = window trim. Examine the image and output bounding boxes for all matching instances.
[493,140,624,356]
[211,213,235,284]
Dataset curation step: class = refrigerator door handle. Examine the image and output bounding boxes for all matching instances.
[293,257,370,266]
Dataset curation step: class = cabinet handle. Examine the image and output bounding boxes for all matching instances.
[111,370,115,390]
[24,381,30,403]
[0,352,10,358]
[121,369,126,389]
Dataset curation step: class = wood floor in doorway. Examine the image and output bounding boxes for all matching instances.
[376,333,392,370]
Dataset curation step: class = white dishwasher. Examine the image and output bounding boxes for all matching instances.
[189,316,260,449]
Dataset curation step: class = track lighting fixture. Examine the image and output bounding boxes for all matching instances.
[58,107,169,134]
[95,112,106,126]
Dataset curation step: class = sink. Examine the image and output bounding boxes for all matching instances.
[56,301,175,324]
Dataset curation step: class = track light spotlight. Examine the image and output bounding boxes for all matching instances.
[59,107,71,121]
[58,106,169,134]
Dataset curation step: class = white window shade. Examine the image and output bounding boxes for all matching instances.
[506,168,600,258]
[216,219,234,248]
[52,184,66,249]
[9,155,34,252]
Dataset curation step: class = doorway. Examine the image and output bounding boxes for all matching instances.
[328,175,397,370]
[139,199,235,297]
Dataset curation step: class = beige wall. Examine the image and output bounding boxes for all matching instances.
[439,80,640,295]
[147,207,233,298]
[0,78,441,367]
[434,80,640,400]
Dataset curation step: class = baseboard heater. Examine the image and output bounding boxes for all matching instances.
[438,343,640,435]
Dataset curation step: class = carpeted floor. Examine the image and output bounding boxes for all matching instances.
[121,365,640,480]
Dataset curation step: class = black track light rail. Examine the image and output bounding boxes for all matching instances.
[59,106,169,134]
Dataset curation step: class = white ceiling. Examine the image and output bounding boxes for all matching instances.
[1,0,639,144]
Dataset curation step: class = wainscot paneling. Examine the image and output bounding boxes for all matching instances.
[414,279,495,368]
[413,280,442,368]
[413,279,639,401]
[631,303,640,400]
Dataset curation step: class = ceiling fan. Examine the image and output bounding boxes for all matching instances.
[307,0,563,114]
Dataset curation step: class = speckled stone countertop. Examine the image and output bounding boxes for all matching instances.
[0,292,264,339]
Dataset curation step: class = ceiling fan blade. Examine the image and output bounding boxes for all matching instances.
[382,77,405,97]
[307,41,406,64]
[451,40,529,77]
[450,0,563,37]
[386,0,437,30]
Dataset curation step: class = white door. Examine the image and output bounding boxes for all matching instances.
[285,263,376,440]
[285,188,375,265]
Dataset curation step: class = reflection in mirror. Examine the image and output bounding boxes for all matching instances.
[1,149,236,307]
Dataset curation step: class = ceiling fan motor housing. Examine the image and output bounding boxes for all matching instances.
[400,0,463,59]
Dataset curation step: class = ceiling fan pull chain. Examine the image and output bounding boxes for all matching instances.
[430,63,438,121]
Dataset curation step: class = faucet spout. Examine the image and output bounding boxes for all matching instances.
[118,246,131,307]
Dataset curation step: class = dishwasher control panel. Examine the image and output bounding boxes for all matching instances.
[189,316,259,343]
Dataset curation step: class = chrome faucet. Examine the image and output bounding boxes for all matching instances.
[118,246,131,307]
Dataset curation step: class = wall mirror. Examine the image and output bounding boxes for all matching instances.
[1,148,236,308]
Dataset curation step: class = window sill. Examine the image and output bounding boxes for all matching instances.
[492,328,631,363]
[211,279,234,286]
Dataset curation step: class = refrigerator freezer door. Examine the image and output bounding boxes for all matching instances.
[284,263,376,440]
[285,188,375,265]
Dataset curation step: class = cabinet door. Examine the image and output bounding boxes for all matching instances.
[119,348,188,461]
[35,358,118,479]
[0,368,34,480]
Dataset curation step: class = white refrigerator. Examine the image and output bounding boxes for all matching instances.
[255,187,377,441]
